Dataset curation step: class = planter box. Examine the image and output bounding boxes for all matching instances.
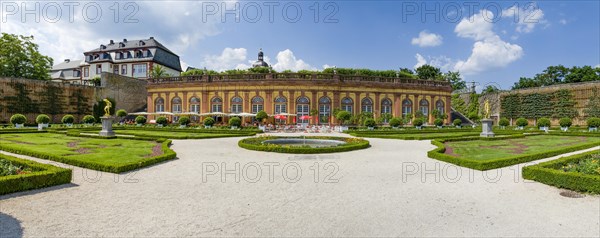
[15,124,24,129]
[415,126,422,130]
[179,125,187,128]
[231,126,239,130]
[561,127,569,132]
[518,126,524,130]
[37,123,48,131]
[65,123,73,127]
[436,126,443,129]
[539,126,549,132]
[367,127,374,130]
[589,127,598,132]
[136,124,143,127]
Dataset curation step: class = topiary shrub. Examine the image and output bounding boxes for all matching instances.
[229,117,242,127]
[35,114,50,124]
[413,118,424,127]
[336,111,352,125]
[537,117,551,128]
[116,109,127,118]
[204,117,216,127]
[559,117,572,128]
[178,116,191,126]
[434,118,444,127]
[389,118,402,127]
[363,118,376,128]
[499,118,510,127]
[587,117,600,128]
[10,114,26,125]
[61,115,74,124]
[135,116,147,125]
[453,119,462,127]
[82,115,96,124]
[255,111,268,123]
[156,116,168,126]
[516,117,528,127]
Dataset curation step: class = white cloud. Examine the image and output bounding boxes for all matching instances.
[271,49,315,71]
[411,31,443,47]
[502,5,547,33]
[201,48,248,71]
[414,54,427,69]
[322,64,334,69]
[559,19,568,25]
[595,64,600,69]
[455,10,495,41]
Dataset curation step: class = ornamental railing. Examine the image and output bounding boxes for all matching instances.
[148,73,451,87]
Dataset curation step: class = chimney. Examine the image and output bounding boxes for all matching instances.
[109,40,114,44]
[64,59,70,63]
[123,38,127,42]
[149,36,154,39]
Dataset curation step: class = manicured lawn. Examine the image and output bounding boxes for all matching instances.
[368,132,481,140]
[113,129,250,139]
[0,133,175,173]
[444,135,600,161]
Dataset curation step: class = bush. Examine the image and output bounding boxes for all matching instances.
[10,114,26,125]
[523,151,600,193]
[204,117,216,127]
[587,117,600,128]
[229,117,242,127]
[389,118,402,127]
[156,116,168,126]
[82,115,96,124]
[336,111,352,124]
[36,114,50,124]
[61,115,75,124]
[363,118,376,127]
[559,117,572,128]
[499,118,510,127]
[135,116,147,125]
[178,116,191,126]
[0,154,72,195]
[537,117,551,127]
[516,117,528,127]
[453,119,462,127]
[434,118,444,127]
[468,112,479,122]
[255,111,268,122]
[116,109,128,117]
[413,118,424,127]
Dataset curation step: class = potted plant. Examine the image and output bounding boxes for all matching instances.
[389,118,402,129]
[364,118,376,130]
[135,116,147,126]
[156,116,168,127]
[413,118,424,129]
[203,117,215,128]
[537,117,551,132]
[498,118,509,129]
[516,117,528,130]
[10,114,26,128]
[559,117,572,132]
[229,117,242,129]
[36,114,50,130]
[587,117,600,132]
[62,114,75,127]
[82,115,96,126]
[453,119,462,128]
[433,118,444,129]
[178,116,190,128]
[335,111,351,132]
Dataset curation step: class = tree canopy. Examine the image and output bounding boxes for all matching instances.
[512,65,600,89]
[0,33,53,80]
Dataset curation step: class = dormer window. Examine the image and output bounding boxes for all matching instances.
[135,50,144,58]
[119,42,125,48]
[100,44,106,49]
[93,54,99,60]
[139,40,145,46]
[146,50,152,57]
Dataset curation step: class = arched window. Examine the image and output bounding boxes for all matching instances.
[402,99,412,117]
[296,96,310,124]
[231,96,243,113]
[419,99,429,116]
[436,100,445,115]
[274,96,287,114]
[318,96,331,124]
[341,97,353,114]
[171,97,182,113]
[361,97,373,113]
[211,97,223,112]
[251,96,264,113]
[155,97,164,112]
[381,98,392,123]
[189,97,200,113]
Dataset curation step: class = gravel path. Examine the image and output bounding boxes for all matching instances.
[0,135,599,237]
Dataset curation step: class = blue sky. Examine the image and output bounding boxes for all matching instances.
[1,1,599,89]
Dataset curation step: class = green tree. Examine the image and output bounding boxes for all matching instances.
[584,88,600,118]
[501,93,521,123]
[482,85,499,94]
[444,71,465,91]
[466,93,479,117]
[41,83,64,120]
[415,65,443,80]
[150,65,169,78]
[0,33,53,80]
[520,93,553,122]
[451,94,467,115]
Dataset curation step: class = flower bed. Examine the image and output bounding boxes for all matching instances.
[0,154,72,195]
[239,136,370,154]
[523,151,600,193]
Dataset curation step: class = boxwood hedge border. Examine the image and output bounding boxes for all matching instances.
[239,136,370,154]
[427,134,600,170]
[522,150,600,193]
[0,153,72,196]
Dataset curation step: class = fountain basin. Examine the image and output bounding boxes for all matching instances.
[262,138,346,148]
[239,136,370,154]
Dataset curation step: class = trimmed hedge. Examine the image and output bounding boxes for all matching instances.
[239,136,370,154]
[523,151,600,193]
[0,153,72,195]
[427,135,600,170]
[0,136,177,173]
[109,126,261,134]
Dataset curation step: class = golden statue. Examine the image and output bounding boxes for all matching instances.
[483,100,491,119]
[103,99,112,116]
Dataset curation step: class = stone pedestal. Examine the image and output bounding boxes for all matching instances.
[99,116,115,137]
[480,119,495,138]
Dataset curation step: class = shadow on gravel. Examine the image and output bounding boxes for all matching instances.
[0,213,23,238]
[0,183,78,200]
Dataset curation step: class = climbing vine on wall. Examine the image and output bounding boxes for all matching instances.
[40,83,65,118]
[553,89,578,118]
[584,87,600,118]
[69,89,90,115]
[4,82,39,113]
[500,93,522,120]
[520,93,553,119]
